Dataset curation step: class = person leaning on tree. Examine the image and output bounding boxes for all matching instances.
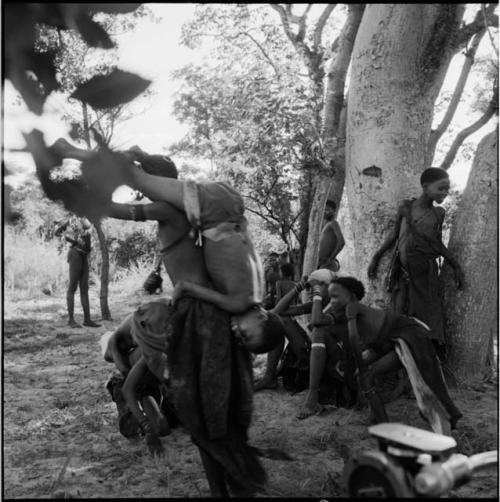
[367,167,464,359]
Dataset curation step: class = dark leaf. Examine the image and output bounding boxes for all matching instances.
[82,4,142,15]
[75,13,115,49]
[71,69,151,109]
[30,51,59,94]
[69,123,81,141]
[24,129,107,220]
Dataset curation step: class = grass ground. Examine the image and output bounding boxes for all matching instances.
[3,289,498,498]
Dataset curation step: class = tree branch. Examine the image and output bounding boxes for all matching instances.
[313,4,336,51]
[440,89,497,170]
[428,30,485,160]
[297,4,313,42]
[455,4,497,49]
[322,4,364,140]
[269,4,297,46]
[240,31,281,78]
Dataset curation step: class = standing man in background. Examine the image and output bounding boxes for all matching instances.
[55,216,101,328]
[318,200,345,271]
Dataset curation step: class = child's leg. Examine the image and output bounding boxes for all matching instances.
[361,351,402,423]
[297,327,330,419]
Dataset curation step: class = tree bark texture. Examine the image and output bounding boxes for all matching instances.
[443,130,498,380]
[94,221,112,321]
[301,5,363,276]
[345,4,464,306]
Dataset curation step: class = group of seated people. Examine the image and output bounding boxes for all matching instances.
[43,135,462,497]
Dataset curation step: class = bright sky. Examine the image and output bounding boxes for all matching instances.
[2,3,497,193]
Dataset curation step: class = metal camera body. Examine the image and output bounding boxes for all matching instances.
[342,423,457,498]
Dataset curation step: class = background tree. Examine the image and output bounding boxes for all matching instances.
[442,128,498,381]
[343,4,497,301]
[5,3,153,320]
[173,3,362,273]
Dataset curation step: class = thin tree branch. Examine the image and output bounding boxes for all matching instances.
[269,4,296,46]
[322,4,364,140]
[440,94,497,170]
[428,30,485,159]
[482,3,500,61]
[313,4,336,51]
[297,4,313,42]
[455,4,497,49]
[240,32,281,78]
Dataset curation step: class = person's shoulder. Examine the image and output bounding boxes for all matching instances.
[397,199,414,216]
[434,205,446,220]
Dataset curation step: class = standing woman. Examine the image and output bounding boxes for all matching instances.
[55,216,101,328]
[368,168,463,357]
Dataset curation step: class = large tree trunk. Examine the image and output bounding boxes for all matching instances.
[345,4,464,306]
[443,130,498,381]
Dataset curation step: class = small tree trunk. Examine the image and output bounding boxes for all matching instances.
[443,129,498,381]
[94,221,112,320]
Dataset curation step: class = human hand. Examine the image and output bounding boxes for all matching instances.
[345,302,359,321]
[294,276,309,293]
[172,281,187,305]
[145,432,164,457]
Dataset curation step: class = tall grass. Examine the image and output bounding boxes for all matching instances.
[4,227,173,302]
[4,227,67,299]
[109,257,173,298]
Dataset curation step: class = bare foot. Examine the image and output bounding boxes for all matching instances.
[253,377,278,392]
[83,320,101,328]
[296,402,324,420]
[68,320,82,328]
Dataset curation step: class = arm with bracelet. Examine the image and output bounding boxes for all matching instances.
[271,278,307,315]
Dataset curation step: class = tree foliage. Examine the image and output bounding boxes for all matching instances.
[172,4,341,253]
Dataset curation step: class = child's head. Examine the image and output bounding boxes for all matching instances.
[328,277,365,313]
[324,199,337,221]
[420,168,450,204]
[280,263,294,280]
[233,307,286,354]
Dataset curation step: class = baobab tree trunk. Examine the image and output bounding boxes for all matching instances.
[346,4,464,307]
[443,129,498,381]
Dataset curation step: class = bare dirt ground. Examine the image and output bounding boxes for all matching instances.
[3,291,499,498]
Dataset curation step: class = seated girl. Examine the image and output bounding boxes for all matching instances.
[301,276,462,435]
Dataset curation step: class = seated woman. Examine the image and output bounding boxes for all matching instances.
[254,269,347,394]
[302,276,462,435]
